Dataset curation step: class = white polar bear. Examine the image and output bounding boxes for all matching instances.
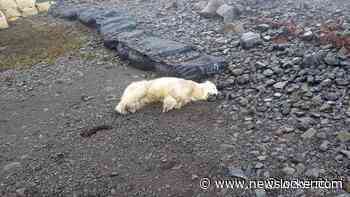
[115,77,218,114]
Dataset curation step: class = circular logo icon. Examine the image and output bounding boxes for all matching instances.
[200,178,211,190]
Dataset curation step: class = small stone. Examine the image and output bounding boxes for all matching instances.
[240,32,261,49]
[226,166,247,179]
[335,154,343,161]
[257,156,267,161]
[301,128,317,139]
[336,131,350,142]
[303,52,324,67]
[255,162,264,169]
[220,143,235,150]
[223,22,245,34]
[230,68,244,76]
[282,166,295,175]
[238,97,249,106]
[110,171,119,177]
[194,1,207,10]
[296,117,315,131]
[305,168,325,178]
[339,150,350,159]
[16,188,26,196]
[263,35,271,41]
[322,92,341,101]
[237,74,250,85]
[319,140,330,152]
[273,81,288,89]
[3,162,21,172]
[324,53,340,66]
[301,31,314,41]
[263,69,274,77]
[320,103,333,113]
[191,174,199,180]
[255,189,267,197]
[295,163,306,174]
[256,61,267,68]
[111,189,117,195]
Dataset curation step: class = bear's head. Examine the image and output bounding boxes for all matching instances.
[201,81,218,98]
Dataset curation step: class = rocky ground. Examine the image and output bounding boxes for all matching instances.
[1,0,350,196]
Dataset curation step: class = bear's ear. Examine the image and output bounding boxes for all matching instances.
[205,81,215,86]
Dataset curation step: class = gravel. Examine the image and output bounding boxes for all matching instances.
[1,0,350,196]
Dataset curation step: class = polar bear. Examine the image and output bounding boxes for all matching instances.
[115,77,218,114]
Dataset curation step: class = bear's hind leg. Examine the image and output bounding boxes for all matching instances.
[162,96,177,112]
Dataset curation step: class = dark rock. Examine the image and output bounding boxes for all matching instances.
[172,55,226,80]
[78,7,105,27]
[256,24,270,32]
[97,15,133,31]
[137,36,193,58]
[281,103,291,115]
[322,91,341,101]
[100,18,137,38]
[54,7,83,20]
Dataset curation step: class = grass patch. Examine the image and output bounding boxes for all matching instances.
[0,17,86,71]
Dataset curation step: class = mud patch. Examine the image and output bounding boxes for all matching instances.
[80,124,114,138]
[0,16,87,71]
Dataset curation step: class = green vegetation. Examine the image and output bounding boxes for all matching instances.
[0,17,86,71]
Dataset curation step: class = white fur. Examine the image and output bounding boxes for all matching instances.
[115,77,218,114]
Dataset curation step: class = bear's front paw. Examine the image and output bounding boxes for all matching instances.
[115,104,128,114]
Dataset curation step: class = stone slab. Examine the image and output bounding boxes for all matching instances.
[52,5,227,80]
[99,19,137,37]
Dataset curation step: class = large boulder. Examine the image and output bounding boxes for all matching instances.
[36,1,53,13]
[15,0,35,10]
[21,7,38,17]
[55,7,82,20]
[0,0,18,10]
[0,0,20,21]
[171,54,226,80]
[2,8,20,21]
[199,0,224,17]
[0,10,9,29]
[52,5,227,81]
[216,4,241,23]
